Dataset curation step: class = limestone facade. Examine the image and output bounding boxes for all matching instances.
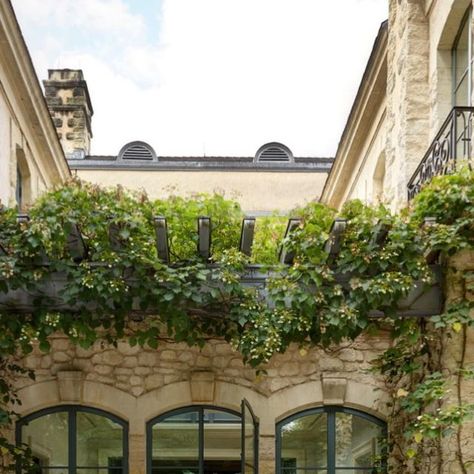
[0,1,69,209]
[1,0,474,472]
[321,0,474,211]
[14,333,391,474]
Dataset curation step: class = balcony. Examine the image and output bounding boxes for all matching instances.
[407,106,474,199]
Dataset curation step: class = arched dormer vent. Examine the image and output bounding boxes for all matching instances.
[118,141,157,161]
[255,142,293,162]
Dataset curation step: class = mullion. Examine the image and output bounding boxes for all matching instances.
[327,410,335,474]
[199,407,204,474]
[69,408,76,474]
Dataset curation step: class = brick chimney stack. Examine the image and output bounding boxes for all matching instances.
[43,69,93,159]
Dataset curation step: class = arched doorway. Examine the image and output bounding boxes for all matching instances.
[147,403,258,474]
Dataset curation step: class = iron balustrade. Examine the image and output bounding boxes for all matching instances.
[407,106,474,199]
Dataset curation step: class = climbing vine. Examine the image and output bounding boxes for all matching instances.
[0,168,473,471]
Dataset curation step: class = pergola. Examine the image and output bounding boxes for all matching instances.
[0,214,443,317]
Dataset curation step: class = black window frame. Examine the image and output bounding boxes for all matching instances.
[276,406,387,474]
[16,404,129,474]
[452,6,473,106]
[146,405,242,474]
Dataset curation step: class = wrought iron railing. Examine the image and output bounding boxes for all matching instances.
[407,106,474,199]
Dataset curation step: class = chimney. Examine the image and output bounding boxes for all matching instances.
[43,69,93,159]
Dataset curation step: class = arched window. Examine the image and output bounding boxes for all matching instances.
[16,146,31,209]
[147,406,242,474]
[17,405,128,473]
[452,7,472,106]
[276,407,386,473]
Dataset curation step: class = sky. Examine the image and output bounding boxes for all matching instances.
[12,0,387,157]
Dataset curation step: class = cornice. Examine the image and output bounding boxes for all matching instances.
[320,21,388,209]
[0,1,70,184]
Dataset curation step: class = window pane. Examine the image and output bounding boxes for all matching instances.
[21,411,69,467]
[203,409,240,474]
[455,17,469,81]
[151,410,199,471]
[335,413,384,468]
[455,72,470,106]
[76,411,124,468]
[280,413,327,469]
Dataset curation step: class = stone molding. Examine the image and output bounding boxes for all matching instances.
[321,375,347,405]
[57,370,84,402]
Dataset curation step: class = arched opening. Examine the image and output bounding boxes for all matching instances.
[276,406,386,473]
[16,405,128,473]
[147,405,244,474]
[372,152,386,204]
[16,146,31,209]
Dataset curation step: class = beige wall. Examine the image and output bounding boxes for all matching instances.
[341,104,387,205]
[76,169,329,213]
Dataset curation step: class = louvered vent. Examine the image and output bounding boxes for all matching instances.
[255,142,293,163]
[118,141,156,161]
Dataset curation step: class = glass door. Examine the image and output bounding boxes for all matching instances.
[241,399,259,474]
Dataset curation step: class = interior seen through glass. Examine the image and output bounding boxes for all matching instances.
[151,408,241,474]
[280,410,384,473]
[20,409,125,473]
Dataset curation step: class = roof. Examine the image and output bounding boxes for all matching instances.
[320,20,388,206]
[68,154,334,172]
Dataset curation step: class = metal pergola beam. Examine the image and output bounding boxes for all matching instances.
[66,223,87,263]
[324,218,347,257]
[153,216,170,264]
[240,218,256,257]
[371,220,390,247]
[198,217,211,260]
[0,264,444,317]
[279,218,301,265]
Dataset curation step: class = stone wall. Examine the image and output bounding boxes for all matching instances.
[440,250,474,473]
[386,0,431,209]
[12,332,391,474]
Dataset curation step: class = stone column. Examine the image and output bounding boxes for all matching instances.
[129,434,146,474]
[386,0,430,210]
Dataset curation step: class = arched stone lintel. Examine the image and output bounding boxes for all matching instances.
[16,377,388,438]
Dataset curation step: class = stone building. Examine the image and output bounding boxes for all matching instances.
[0,2,69,210]
[0,0,473,473]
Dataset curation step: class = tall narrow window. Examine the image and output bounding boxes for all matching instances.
[17,406,128,473]
[453,8,473,106]
[16,165,23,208]
[276,407,386,473]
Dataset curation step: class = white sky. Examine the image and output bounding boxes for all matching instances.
[12,0,387,157]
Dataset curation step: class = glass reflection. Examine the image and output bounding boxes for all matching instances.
[335,413,384,469]
[77,411,124,468]
[20,408,126,474]
[280,413,328,470]
[21,411,69,468]
[203,409,240,474]
[151,407,242,474]
[152,410,200,473]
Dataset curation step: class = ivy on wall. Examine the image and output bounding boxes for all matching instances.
[0,169,473,471]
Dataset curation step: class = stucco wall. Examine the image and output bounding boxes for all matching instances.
[75,169,329,213]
